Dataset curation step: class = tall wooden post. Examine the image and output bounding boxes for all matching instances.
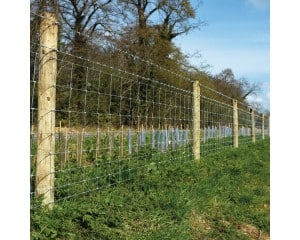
[262,113,265,140]
[193,81,201,162]
[250,108,256,143]
[268,115,270,137]
[232,99,239,148]
[35,12,58,208]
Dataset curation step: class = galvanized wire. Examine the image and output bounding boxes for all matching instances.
[30,12,269,208]
[238,108,253,145]
[200,95,234,156]
[30,44,194,208]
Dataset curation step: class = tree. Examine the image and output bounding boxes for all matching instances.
[119,0,202,55]
[56,0,116,118]
[58,0,115,55]
[155,0,202,42]
[213,68,260,104]
[30,0,206,127]
[119,0,163,46]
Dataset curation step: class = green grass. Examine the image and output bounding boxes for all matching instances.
[31,139,269,240]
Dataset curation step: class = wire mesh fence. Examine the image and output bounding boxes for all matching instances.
[30,12,269,208]
[30,43,194,208]
[238,108,253,145]
[200,95,234,156]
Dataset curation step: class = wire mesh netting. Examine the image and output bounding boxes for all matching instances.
[30,12,269,208]
[30,44,195,207]
[238,108,253,145]
[200,95,234,156]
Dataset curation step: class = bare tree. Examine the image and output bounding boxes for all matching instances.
[54,0,117,114]
[58,0,116,54]
[214,68,261,103]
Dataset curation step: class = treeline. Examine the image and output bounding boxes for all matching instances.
[30,0,262,128]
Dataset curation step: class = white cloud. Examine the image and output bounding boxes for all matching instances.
[246,85,270,110]
[247,95,263,103]
[247,0,269,10]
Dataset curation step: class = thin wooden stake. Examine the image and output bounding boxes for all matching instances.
[76,129,84,164]
[59,121,62,141]
[76,131,79,163]
[151,125,155,149]
[64,127,68,165]
[80,128,85,164]
[96,127,100,160]
[59,124,64,169]
[142,124,144,147]
[120,125,124,157]
[31,125,34,135]
[108,127,112,156]
[135,127,139,153]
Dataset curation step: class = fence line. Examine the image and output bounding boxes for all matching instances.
[30,12,270,208]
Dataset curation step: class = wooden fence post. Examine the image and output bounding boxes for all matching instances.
[268,115,270,137]
[193,81,201,162]
[232,99,239,148]
[35,12,58,208]
[262,113,265,140]
[251,108,256,143]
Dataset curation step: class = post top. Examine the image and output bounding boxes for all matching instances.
[41,12,58,26]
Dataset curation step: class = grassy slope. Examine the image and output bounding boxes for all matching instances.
[31,139,270,240]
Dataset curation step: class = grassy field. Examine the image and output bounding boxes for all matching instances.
[31,139,270,240]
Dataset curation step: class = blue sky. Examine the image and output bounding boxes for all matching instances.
[174,0,270,111]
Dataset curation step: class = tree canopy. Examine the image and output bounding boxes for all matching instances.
[30,0,263,127]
